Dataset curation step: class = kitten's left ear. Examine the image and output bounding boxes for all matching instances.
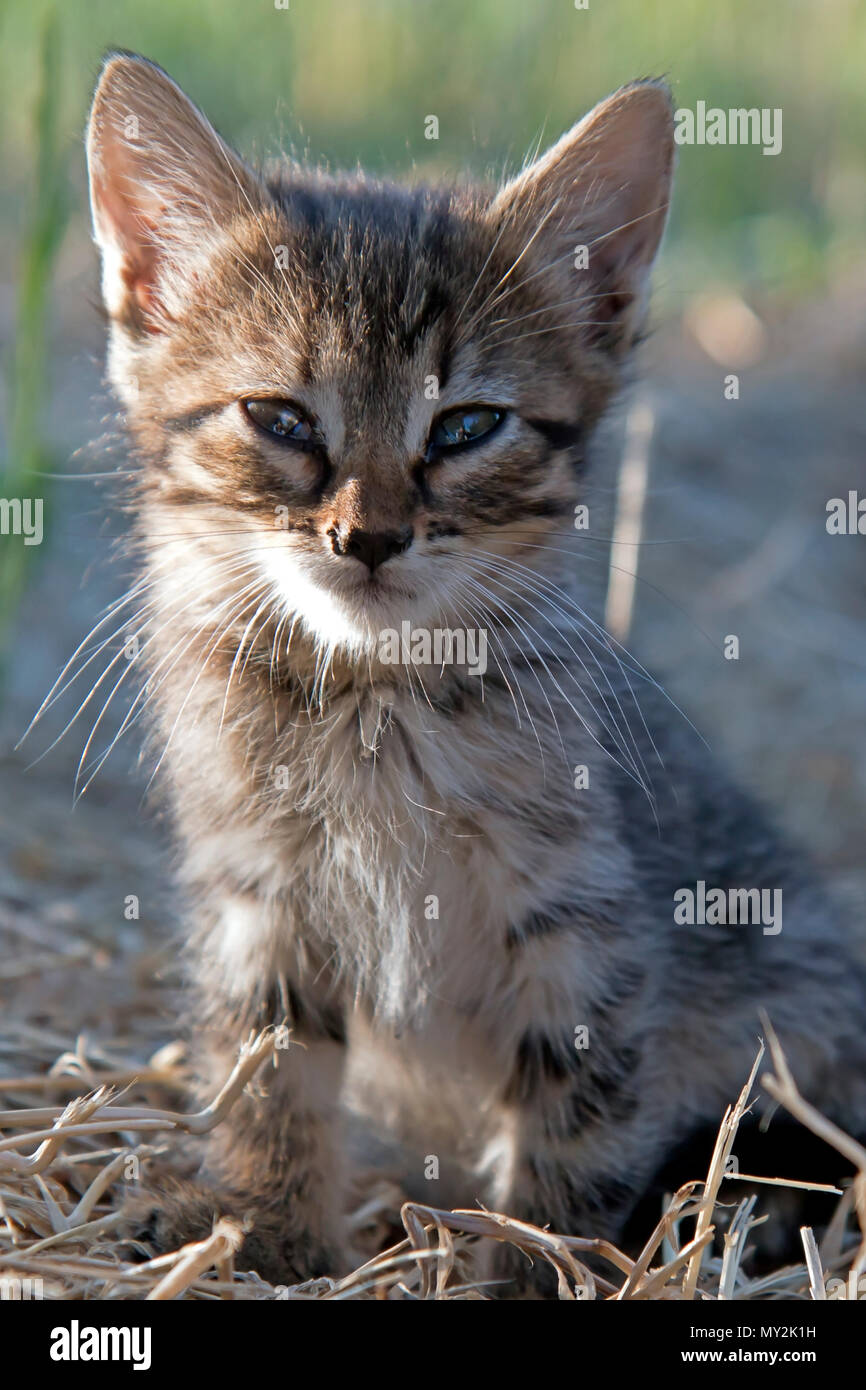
[490,80,675,351]
[86,51,264,331]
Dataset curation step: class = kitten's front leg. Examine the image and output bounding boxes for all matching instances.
[488,989,656,1297]
[491,1122,655,1299]
[125,987,349,1287]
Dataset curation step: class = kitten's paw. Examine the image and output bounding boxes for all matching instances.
[118,1172,342,1287]
[118,1172,237,1259]
[486,1240,561,1300]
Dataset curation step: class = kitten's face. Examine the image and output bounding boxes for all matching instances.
[121,187,598,651]
[87,56,673,661]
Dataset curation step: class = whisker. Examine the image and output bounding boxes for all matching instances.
[449,577,538,747]
[77,574,266,801]
[19,576,154,743]
[457,569,653,804]
[460,553,656,794]
[470,540,708,747]
[457,571,579,778]
[66,559,265,792]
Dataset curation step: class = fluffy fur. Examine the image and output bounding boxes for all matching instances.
[83,53,866,1293]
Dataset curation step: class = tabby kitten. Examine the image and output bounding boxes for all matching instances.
[85,53,866,1293]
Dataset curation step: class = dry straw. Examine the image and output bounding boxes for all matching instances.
[0,1024,863,1300]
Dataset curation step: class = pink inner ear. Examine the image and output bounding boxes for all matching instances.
[120,225,163,322]
[88,56,267,333]
[92,160,168,328]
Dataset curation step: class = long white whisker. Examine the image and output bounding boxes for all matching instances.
[458,570,652,802]
[19,576,154,742]
[70,561,266,794]
[470,539,705,745]
[78,575,266,802]
[461,552,656,792]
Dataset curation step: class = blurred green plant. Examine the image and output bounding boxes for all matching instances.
[0,14,67,669]
[2,0,864,296]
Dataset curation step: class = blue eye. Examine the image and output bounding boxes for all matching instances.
[243,399,318,447]
[429,406,505,452]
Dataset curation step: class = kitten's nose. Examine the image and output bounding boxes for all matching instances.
[331,526,413,572]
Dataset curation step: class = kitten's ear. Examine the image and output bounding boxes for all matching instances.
[86,52,263,330]
[490,81,674,350]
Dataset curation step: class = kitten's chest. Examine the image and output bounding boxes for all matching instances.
[265,682,573,995]
[281,685,539,909]
[186,667,628,1025]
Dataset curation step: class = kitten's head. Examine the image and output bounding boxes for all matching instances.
[86,53,673,662]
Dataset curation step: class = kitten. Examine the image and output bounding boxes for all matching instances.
[84,52,866,1293]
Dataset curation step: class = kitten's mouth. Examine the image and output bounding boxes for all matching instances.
[332,565,416,605]
[262,545,440,653]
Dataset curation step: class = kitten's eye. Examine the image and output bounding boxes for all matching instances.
[243,398,318,448]
[429,406,505,453]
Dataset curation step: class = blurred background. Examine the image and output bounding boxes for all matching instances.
[0,0,864,1054]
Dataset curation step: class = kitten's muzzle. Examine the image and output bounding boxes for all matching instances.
[329,526,414,573]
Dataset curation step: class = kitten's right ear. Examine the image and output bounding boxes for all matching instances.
[86,52,263,330]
